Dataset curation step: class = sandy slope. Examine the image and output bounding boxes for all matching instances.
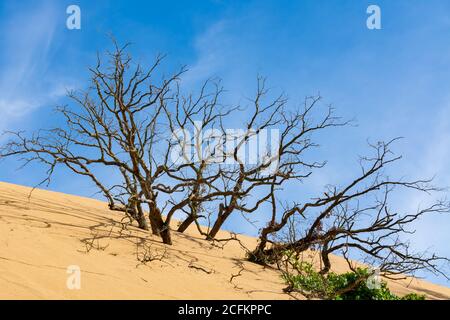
[0,181,449,300]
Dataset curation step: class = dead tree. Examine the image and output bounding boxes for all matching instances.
[0,42,186,244]
[0,42,348,244]
[1,39,448,275]
[250,139,450,280]
[156,78,237,235]
[0,128,150,226]
[197,78,348,239]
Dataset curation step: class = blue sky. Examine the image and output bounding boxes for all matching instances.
[1,0,450,285]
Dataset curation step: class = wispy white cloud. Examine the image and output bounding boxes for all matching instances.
[181,20,231,87]
[398,104,450,211]
[402,104,450,247]
[0,1,66,128]
[419,109,450,185]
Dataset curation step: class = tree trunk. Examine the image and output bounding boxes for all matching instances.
[251,237,313,265]
[149,219,160,235]
[177,214,195,233]
[159,227,172,245]
[208,204,235,239]
[319,243,331,275]
[135,202,149,231]
[148,205,172,245]
[149,215,172,245]
[109,202,150,231]
[207,213,228,239]
[136,213,149,230]
[248,235,270,264]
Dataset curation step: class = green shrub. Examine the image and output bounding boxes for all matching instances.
[283,261,426,300]
[401,293,426,300]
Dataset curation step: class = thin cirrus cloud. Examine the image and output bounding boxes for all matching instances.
[0,1,67,128]
[180,20,232,89]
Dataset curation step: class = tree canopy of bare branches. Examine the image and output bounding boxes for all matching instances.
[249,139,450,281]
[1,41,448,283]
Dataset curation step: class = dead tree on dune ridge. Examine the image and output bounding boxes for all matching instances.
[1,41,449,285]
[249,138,450,282]
[1,42,185,244]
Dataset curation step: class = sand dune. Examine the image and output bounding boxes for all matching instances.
[0,181,448,300]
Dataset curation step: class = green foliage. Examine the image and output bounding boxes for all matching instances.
[401,293,427,300]
[283,260,426,300]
